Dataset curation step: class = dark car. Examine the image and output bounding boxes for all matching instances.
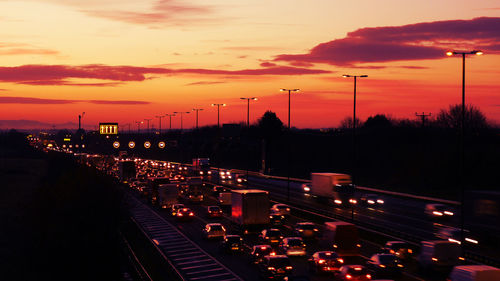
[250,245,276,264]
[258,255,293,280]
[221,235,244,253]
[212,185,228,196]
[365,254,403,278]
[259,228,284,246]
[336,265,372,281]
[279,237,307,257]
[308,251,344,273]
[294,222,319,239]
[270,213,286,226]
[176,207,194,221]
[381,241,414,261]
[170,203,185,216]
[207,205,223,218]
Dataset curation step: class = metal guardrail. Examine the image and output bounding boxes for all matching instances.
[127,195,243,281]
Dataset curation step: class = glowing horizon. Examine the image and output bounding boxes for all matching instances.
[1,0,500,129]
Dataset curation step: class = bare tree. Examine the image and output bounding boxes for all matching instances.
[435,104,488,132]
[339,116,362,130]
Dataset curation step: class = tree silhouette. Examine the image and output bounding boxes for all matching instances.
[339,116,362,130]
[435,104,488,132]
[258,111,284,140]
[363,114,393,130]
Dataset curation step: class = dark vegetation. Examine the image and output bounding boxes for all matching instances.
[0,131,124,281]
[80,104,499,200]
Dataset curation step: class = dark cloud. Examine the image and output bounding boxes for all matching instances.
[260,62,277,67]
[274,17,500,66]
[0,64,330,86]
[185,81,226,86]
[0,96,150,105]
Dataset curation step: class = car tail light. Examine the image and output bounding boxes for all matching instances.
[177,213,183,216]
[337,258,344,263]
[357,244,361,247]
[432,257,438,261]
[285,266,293,270]
[459,257,465,261]
[267,267,275,271]
[334,200,342,205]
[379,264,386,268]
[189,212,194,216]
[433,211,443,216]
[444,211,454,216]
[397,264,404,267]
[377,199,384,204]
[270,252,276,256]
[366,274,372,279]
[318,259,325,264]
[346,274,352,279]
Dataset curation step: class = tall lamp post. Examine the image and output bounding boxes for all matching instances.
[173,111,190,131]
[192,108,204,129]
[280,88,300,202]
[155,115,164,134]
[240,97,258,127]
[165,114,176,130]
[144,118,152,134]
[135,121,143,133]
[211,103,226,128]
[342,74,367,221]
[446,50,483,248]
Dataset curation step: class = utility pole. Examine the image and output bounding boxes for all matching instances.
[415,112,431,128]
[78,112,85,130]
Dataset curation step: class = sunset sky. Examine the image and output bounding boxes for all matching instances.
[1,0,499,129]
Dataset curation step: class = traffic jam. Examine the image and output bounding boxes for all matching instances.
[77,153,498,281]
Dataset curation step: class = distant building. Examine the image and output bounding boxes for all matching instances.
[99,123,118,135]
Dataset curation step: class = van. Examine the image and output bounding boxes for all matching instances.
[448,265,500,281]
[418,241,462,272]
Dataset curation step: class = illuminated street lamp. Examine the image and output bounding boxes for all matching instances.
[240,97,258,127]
[135,121,143,133]
[211,103,226,128]
[192,108,204,129]
[446,50,483,248]
[342,74,368,221]
[173,111,190,131]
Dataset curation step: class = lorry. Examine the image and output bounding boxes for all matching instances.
[192,158,211,177]
[118,160,136,182]
[157,183,179,209]
[448,265,500,281]
[180,176,204,202]
[417,240,462,273]
[320,221,360,257]
[231,189,270,233]
[148,177,170,205]
[305,173,356,206]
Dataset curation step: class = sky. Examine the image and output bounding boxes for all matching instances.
[0,0,499,129]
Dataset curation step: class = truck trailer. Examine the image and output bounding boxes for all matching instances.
[321,221,361,257]
[231,189,270,233]
[306,173,356,206]
[157,183,179,209]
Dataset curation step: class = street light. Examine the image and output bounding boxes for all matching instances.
[192,108,204,129]
[135,121,143,133]
[446,49,483,248]
[240,97,258,127]
[144,118,152,134]
[173,111,190,131]
[211,103,226,128]
[279,89,300,130]
[155,115,164,134]
[165,114,176,130]
[342,74,368,221]
[280,88,300,203]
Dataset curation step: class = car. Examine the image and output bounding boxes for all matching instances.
[207,205,223,218]
[365,254,403,278]
[279,237,307,256]
[359,194,384,206]
[270,213,286,226]
[308,251,344,273]
[381,241,413,261]
[259,228,284,245]
[203,223,226,239]
[170,203,185,216]
[176,207,194,221]
[435,227,479,246]
[271,204,291,216]
[336,265,372,281]
[234,173,247,184]
[258,255,293,280]
[250,245,276,264]
[212,185,228,196]
[221,235,244,253]
[294,222,319,239]
[425,203,455,219]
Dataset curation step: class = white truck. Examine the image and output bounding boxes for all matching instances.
[157,183,179,209]
[305,173,356,206]
[231,189,270,233]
